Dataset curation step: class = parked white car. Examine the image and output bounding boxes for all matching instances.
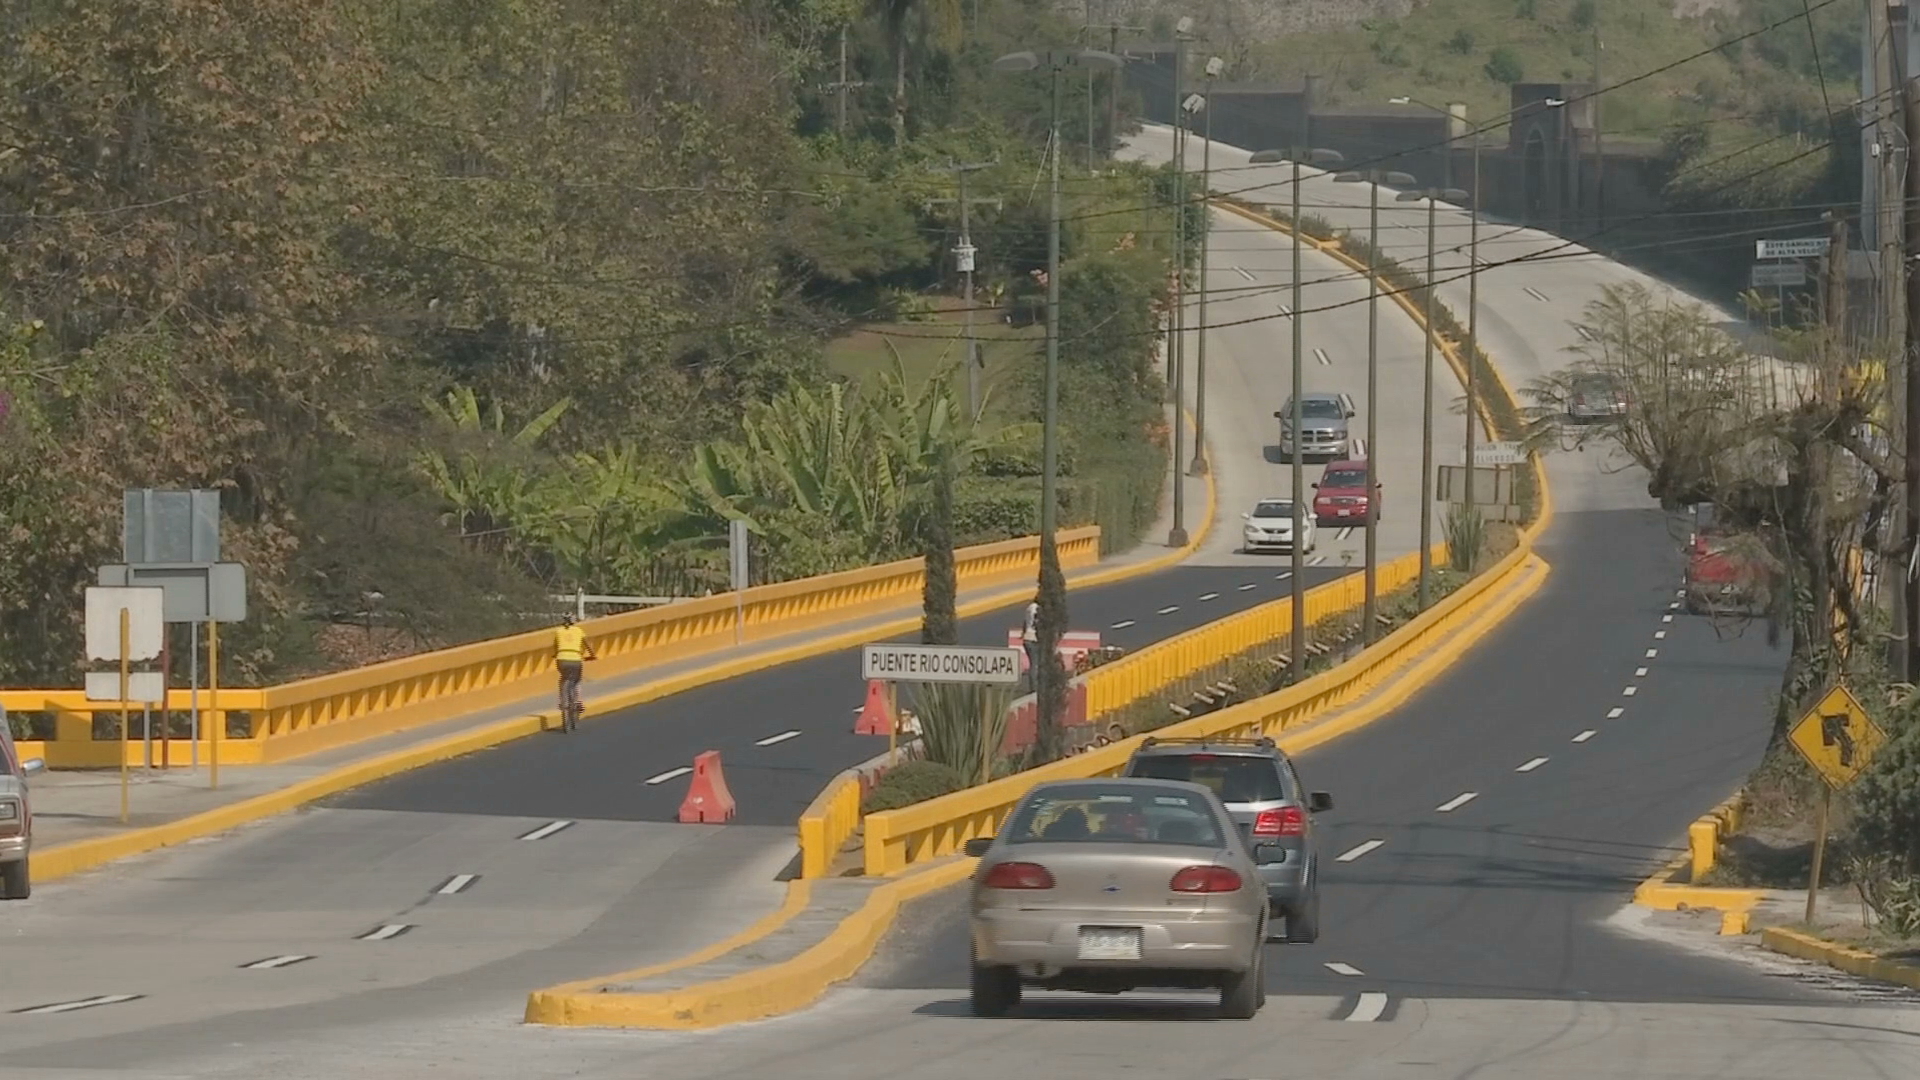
[1,705,47,900]
[1242,498,1314,554]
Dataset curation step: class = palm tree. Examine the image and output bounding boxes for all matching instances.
[868,0,963,145]
[868,346,1037,642]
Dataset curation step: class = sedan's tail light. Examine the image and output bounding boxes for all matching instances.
[982,861,1055,889]
[1252,806,1305,837]
[1170,865,1243,893]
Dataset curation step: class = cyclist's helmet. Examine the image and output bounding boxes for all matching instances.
[560,613,575,626]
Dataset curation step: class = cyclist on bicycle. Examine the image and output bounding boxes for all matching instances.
[553,614,597,725]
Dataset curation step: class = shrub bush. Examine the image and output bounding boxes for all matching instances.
[862,759,970,813]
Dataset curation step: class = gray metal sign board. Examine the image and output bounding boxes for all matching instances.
[1754,237,1829,260]
[1750,262,1808,288]
[123,489,220,565]
[97,562,247,623]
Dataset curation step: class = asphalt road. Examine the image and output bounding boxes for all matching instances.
[327,563,1347,828]
[860,505,1811,1007]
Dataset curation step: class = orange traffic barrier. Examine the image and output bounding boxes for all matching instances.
[853,679,895,736]
[678,750,736,823]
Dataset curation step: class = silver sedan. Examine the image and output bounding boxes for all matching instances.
[963,777,1269,1018]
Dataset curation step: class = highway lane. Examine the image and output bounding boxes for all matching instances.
[0,125,1473,1061]
[860,505,1820,1007]
[329,563,1347,828]
[1149,162,1457,569]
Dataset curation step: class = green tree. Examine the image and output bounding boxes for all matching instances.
[870,0,964,145]
[1484,46,1525,84]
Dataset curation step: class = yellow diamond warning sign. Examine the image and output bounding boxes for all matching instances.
[1787,685,1886,789]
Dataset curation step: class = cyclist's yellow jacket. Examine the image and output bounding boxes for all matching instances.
[554,625,587,662]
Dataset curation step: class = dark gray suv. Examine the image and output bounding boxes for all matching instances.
[1121,735,1330,943]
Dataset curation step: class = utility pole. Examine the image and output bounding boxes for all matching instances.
[1881,0,1910,678]
[928,162,1001,415]
[1168,20,1192,548]
[1899,9,1920,679]
[1192,56,1223,477]
[1592,18,1604,227]
[1085,15,1145,160]
[827,26,868,137]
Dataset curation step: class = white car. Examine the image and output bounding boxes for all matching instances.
[1242,498,1314,554]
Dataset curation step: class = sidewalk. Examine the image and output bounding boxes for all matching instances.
[27,527,1203,856]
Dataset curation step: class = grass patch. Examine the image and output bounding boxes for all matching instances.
[825,299,1040,420]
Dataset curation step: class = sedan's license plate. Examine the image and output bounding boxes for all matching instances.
[1077,927,1143,961]
[1336,509,1353,517]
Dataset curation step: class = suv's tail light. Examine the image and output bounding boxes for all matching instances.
[1170,865,1243,893]
[982,862,1055,890]
[1252,806,1305,837]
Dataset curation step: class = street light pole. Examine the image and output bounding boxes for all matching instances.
[1167,21,1192,547]
[1364,177,1382,643]
[1289,154,1307,680]
[1191,56,1223,477]
[994,45,1123,754]
[1419,195,1437,609]
[1464,147,1481,520]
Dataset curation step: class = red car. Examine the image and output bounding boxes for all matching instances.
[1311,459,1379,525]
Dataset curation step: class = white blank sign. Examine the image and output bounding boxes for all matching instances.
[85,672,166,704]
[85,587,165,662]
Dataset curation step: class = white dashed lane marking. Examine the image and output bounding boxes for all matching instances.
[1279,303,1294,317]
[1607,707,1624,719]
[1234,266,1256,281]
[1313,347,1332,366]
[756,730,801,746]
[1324,962,1364,977]
[1622,685,1638,697]
[518,820,574,841]
[1645,648,1658,658]
[1157,605,1180,615]
[1337,527,1355,540]
[645,767,692,785]
[1111,619,1136,629]
[1200,592,1220,601]
[12,994,145,1015]
[1524,286,1550,302]
[1435,792,1478,813]
[1573,730,1596,743]
[1662,614,1673,623]
[1344,992,1390,1022]
[1308,554,1327,566]
[1516,757,1549,773]
[434,874,478,895]
[1336,839,1385,862]
[1276,572,1293,581]
[241,954,315,970]
[358,924,412,942]
[1635,666,1649,677]
[1238,583,1258,591]
[1655,629,1667,639]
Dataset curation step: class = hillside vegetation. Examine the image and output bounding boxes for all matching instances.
[0,0,1178,692]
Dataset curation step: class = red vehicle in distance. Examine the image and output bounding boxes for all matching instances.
[1310,459,1379,526]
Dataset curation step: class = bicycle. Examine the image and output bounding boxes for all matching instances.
[558,656,592,733]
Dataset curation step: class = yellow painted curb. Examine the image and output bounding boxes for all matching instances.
[1761,926,1920,990]
[1630,791,1764,916]
[524,858,978,1029]
[33,446,1212,890]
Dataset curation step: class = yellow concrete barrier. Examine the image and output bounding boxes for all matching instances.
[1761,926,1920,987]
[1081,544,1440,717]
[863,537,1547,875]
[5,528,1099,769]
[797,770,863,880]
[1632,791,1763,915]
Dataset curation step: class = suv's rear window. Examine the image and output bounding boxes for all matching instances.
[1129,755,1287,803]
[1321,469,1366,488]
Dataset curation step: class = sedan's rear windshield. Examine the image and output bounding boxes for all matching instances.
[1252,501,1295,519]
[1321,469,1367,488]
[1129,755,1287,803]
[1290,399,1345,419]
[1003,788,1226,847]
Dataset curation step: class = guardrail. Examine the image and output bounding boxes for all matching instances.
[1081,545,1438,718]
[797,770,864,879]
[6,527,1100,768]
[858,530,1541,875]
